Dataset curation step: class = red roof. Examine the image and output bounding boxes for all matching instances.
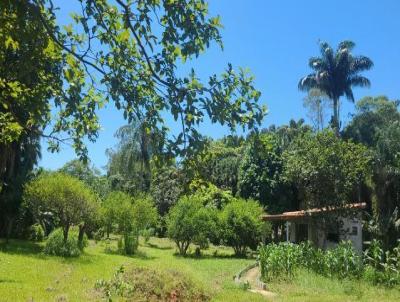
[261,202,366,221]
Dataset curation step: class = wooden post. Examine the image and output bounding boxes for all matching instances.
[286,221,290,242]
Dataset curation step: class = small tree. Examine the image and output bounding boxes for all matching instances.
[101,191,130,238]
[24,173,98,245]
[220,199,265,256]
[132,195,158,238]
[167,196,217,256]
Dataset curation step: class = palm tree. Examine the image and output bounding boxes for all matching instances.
[299,40,373,135]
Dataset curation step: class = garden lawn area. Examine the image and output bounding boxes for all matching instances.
[0,237,398,302]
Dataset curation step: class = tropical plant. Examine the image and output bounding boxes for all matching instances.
[364,239,400,286]
[259,241,363,282]
[101,191,131,238]
[188,180,235,210]
[299,41,373,134]
[344,96,400,249]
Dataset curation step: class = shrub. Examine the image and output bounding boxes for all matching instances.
[44,228,87,257]
[220,199,265,256]
[29,223,45,242]
[141,228,155,243]
[118,232,139,255]
[95,266,210,302]
[167,196,218,255]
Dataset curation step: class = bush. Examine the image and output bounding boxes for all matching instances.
[95,266,210,301]
[44,228,87,257]
[118,232,139,255]
[167,196,218,256]
[220,199,265,256]
[29,223,45,242]
[141,228,155,243]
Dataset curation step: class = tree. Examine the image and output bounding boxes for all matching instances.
[60,159,110,199]
[131,195,158,234]
[184,137,243,195]
[343,96,400,248]
[220,199,265,256]
[0,0,59,238]
[101,191,129,238]
[238,133,294,214]
[166,196,217,255]
[7,0,265,159]
[299,41,373,134]
[283,130,371,210]
[150,166,185,216]
[1,0,265,236]
[23,173,99,244]
[106,121,170,194]
[188,179,235,210]
[303,88,331,131]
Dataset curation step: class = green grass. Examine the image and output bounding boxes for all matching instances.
[0,238,399,302]
[268,269,400,302]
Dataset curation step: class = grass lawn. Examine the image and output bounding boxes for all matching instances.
[0,238,399,302]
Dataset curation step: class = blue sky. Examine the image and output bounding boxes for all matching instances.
[39,0,400,171]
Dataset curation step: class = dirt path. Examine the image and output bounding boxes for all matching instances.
[240,266,277,299]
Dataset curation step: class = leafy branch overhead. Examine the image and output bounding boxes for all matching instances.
[25,0,265,157]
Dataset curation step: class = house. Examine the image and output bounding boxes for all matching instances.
[261,202,366,252]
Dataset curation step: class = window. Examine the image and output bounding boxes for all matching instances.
[327,232,339,243]
[351,226,358,236]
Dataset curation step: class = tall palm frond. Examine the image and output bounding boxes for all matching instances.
[298,40,373,134]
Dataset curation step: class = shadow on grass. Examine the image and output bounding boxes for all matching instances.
[104,248,156,260]
[0,279,19,284]
[0,239,45,259]
[173,251,254,260]
[145,242,173,250]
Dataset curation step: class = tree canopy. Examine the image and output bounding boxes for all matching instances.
[299,41,373,133]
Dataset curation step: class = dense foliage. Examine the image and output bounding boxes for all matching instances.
[0,0,265,239]
[259,241,363,281]
[23,173,99,245]
[220,199,265,256]
[284,130,371,209]
[44,227,88,257]
[0,1,399,292]
[166,196,218,255]
[259,240,400,287]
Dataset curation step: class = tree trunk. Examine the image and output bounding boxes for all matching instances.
[63,225,70,243]
[332,97,340,136]
[5,216,14,243]
[78,224,86,248]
